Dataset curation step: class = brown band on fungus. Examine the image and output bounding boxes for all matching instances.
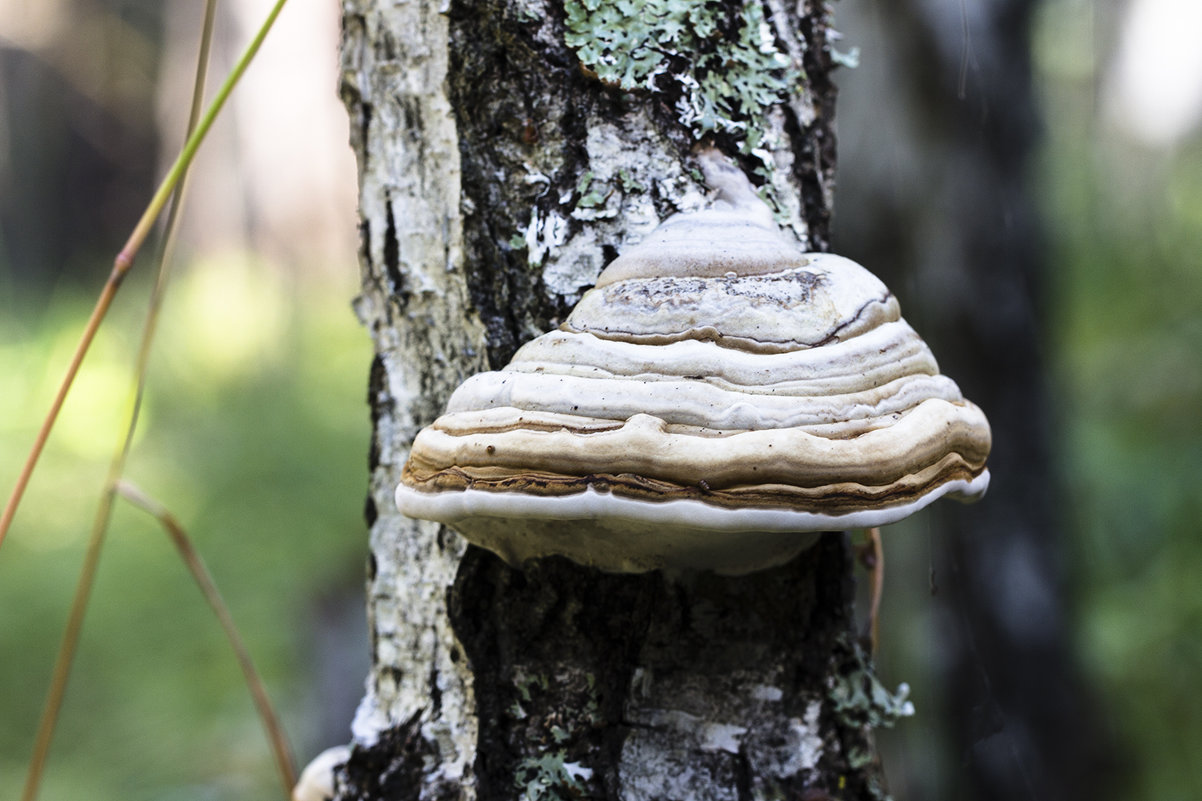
[402,452,986,516]
[408,400,990,491]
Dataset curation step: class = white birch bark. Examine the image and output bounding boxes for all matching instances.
[340,2,484,794]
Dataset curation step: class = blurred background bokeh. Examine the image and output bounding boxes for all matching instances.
[0,0,368,798]
[1,0,1200,799]
[834,1,1202,800]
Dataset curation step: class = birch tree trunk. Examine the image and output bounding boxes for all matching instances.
[336,2,905,797]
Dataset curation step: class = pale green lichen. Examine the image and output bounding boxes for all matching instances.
[829,666,915,729]
[616,168,646,193]
[827,657,914,774]
[575,171,595,195]
[571,169,616,217]
[515,671,551,704]
[563,0,796,169]
[514,750,589,801]
[508,672,602,799]
[830,45,860,70]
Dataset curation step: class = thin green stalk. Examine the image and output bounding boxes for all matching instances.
[114,481,297,798]
[114,0,288,273]
[18,4,218,796]
[0,0,291,551]
[20,1,292,797]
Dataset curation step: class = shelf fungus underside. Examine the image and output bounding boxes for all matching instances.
[397,190,991,575]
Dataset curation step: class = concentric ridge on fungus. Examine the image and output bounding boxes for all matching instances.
[396,154,992,575]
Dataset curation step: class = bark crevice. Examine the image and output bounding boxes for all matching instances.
[448,537,891,800]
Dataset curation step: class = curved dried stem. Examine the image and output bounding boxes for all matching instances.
[19,1,292,797]
[17,7,219,798]
[854,526,886,657]
[0,0,291,552]
[867,527,884,656]
[114,480,298,797]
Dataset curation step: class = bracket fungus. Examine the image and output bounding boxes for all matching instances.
[396,153,991,575]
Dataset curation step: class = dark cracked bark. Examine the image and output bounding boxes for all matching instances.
[336,1,904,797]
[449,538,889,800]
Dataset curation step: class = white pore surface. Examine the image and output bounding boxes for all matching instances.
[395,470,990,575]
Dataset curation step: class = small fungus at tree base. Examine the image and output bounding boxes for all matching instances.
[292,745,350,801]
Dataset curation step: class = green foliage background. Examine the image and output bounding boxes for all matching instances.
[0,260,369,800]
[1039,5,1202,797]
[1048,93,1202,801]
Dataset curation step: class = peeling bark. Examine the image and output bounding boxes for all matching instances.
[448,539,893,800]
[337,1,896,797]
[339,3,483,795]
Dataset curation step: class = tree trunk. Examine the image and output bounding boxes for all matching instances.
[336,2,903,797]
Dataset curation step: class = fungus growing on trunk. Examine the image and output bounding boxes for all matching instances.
[396,152,991,575]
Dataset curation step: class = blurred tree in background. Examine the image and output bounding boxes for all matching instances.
[0,0,163,296]
[833,2,1112,799]
[1044,2,1202,798]
[836,1,1202,799]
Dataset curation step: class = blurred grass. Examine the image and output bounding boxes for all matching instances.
[0,259,369,800]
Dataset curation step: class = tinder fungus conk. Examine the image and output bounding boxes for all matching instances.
[397,155,991,575]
